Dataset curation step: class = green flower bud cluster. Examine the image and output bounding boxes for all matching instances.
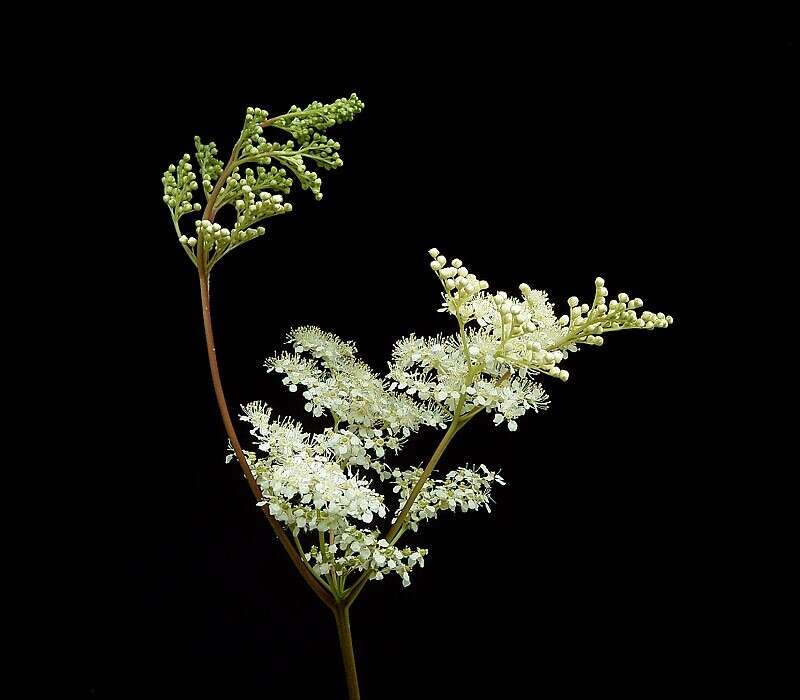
[162,154,202,218]
[239,133,345,172]
[239,106,271,146]
[239,136,282,161]
[216,165,293,211]
[270,93,364,144]
[164,95,363,270]
[236,136,343,201]
[299,133,346,172]
[191,218,266,271]
[233,188,291,230]
[559,276,674,347]
[271,147,325,200]
[193,137,223,196]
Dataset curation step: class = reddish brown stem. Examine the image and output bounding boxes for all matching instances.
[198,268,335,610]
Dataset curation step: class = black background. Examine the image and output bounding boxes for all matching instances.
[82,35,792,699]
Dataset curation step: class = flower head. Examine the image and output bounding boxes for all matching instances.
[231,248,672,592]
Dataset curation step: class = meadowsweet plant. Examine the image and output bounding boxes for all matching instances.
[164,99,673,700]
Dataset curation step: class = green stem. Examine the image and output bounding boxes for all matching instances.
[386,417,463,543]
[341,369,510,607]
[333,604,360,700]
[342,411,471,607]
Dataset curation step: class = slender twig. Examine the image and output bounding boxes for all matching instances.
[387,418,463,543]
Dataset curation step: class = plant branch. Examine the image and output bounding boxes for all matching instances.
[342,369,512,607]
[342,413,467,607]
[386,417,464,544]
[259,107,324,129]
[201,140,243,228]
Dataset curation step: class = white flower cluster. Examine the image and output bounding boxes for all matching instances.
[264,454,386,526]
[305,526,427,587]
[236,325,520,589]
[239,405,387,528]
[222,250,673,594]
[385,249,674,431]
[266,326,448,436]
[234,400,428,588]
[433,247,672,362]
[392,464,506,533]
[313,428,400,481]
[476,376,550,431]
[388,333,550,429]
[240,402,309,461]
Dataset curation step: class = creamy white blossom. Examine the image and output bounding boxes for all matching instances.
[235,334,451,588]
[392,464,506,532]
[388,332,550,428]
[305,526,427,587]
[266,326,449,435]
[387,250,673,431]
[229,251,672,594]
